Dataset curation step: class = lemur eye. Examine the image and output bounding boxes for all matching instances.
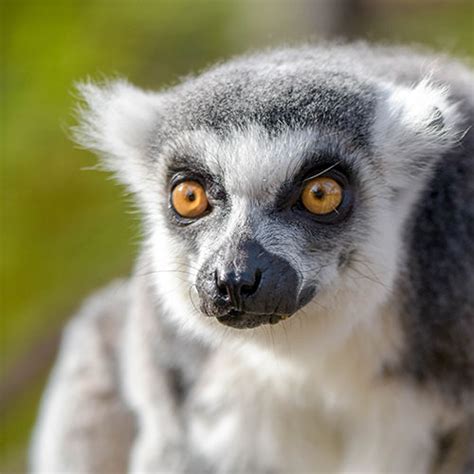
[301,177,343,215]
[171,181,209,218]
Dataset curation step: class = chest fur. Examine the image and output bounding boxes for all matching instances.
[184,344,458,474]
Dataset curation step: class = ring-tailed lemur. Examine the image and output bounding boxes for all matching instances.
[31,43,474,473]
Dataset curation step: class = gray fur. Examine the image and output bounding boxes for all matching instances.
[399,109,474,409]
[31,43,474,473]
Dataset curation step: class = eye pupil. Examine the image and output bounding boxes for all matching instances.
[186,191,196,202]
[311,187,325,200]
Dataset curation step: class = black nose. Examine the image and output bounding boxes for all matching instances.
[215,268,262,309]
[196,239,305,327]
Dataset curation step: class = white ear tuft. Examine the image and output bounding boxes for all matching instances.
[73,80,163,193]
[373,78,462,187]
[74,79,161,165]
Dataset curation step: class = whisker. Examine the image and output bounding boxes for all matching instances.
[303,160,342,182]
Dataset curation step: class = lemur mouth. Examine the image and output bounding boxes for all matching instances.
[216,309,290,329]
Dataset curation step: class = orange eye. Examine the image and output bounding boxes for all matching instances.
[301,177,343,215]
[171,181,209,218]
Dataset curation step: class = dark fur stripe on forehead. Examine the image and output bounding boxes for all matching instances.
[163,68,376,146]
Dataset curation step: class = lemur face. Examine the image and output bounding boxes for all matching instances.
[76,48,459,342]
[159,125,368,330]
[148,68,385,332]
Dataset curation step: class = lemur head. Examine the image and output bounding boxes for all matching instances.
[76,46,460,346]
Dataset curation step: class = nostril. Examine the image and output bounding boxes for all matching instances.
[240,269,262,297]
[215,270,229,298]
[215,269,241,308]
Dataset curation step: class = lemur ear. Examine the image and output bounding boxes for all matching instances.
[373,78,461,189]
[74,80,162,192]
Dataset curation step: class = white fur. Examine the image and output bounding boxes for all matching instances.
[374,78,462,191]
[75,81,162,196]
[30,282,135,473]
[120,277,184,473]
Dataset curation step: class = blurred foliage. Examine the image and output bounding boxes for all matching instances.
[1,0,473,471]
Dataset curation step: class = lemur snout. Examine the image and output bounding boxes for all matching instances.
[196,240,311,329]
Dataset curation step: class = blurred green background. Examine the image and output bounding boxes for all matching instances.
[1,0,473,471]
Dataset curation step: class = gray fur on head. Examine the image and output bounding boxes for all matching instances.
[33,43,474,473]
